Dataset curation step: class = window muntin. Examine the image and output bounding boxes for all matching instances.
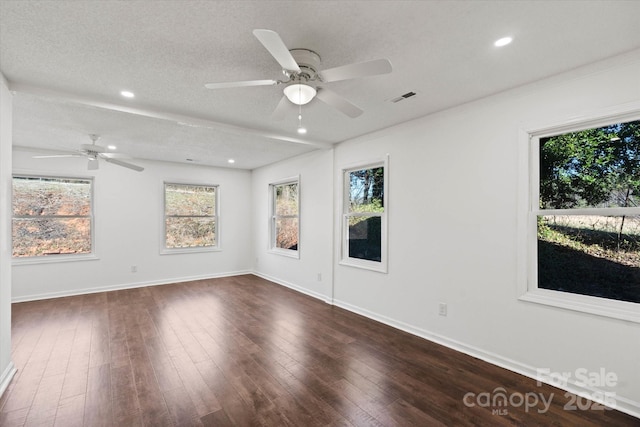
[164,183,217,250]
[342,163,387,271]
[12,175,93,258]
[270,180,299,254]
[533,119,639,304]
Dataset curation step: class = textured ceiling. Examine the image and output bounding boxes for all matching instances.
[2,1,640,169]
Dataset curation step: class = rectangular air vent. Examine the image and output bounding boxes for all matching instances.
[391,91,417,103]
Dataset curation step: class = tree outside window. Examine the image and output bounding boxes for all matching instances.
[342,162,387,272]
[271,181,299,253]
[536,120,640,303]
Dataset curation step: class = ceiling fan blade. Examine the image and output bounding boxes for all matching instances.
[253,29,301,73]
[271,95,293,121]
[320,58,392,83]
[104,157,144,172]
[315,88,363,118]
[88,158,99,170]
[205,79,279,90]
[101,152,133,160]
[33,154,82,159]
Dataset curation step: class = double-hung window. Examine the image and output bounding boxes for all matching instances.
[270,178,299,256]
[12,175,94,260]
[163,183,218,252]
[520,113,639,321]
[341,161,387,272]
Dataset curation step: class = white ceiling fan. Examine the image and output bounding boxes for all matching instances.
[205,29,393,119]
[33,134,144,172]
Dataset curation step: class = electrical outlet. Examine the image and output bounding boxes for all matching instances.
[438,302,447,317]
[317,273,322,282]
[131,265,137,273]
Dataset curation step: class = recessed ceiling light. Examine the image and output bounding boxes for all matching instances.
[297,127,307,135]
[228,159,235,164]
[494,37,513,47]
[120,90,135,98]
[107,145,117,150]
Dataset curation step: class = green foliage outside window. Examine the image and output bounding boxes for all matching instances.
[538,120,639,303]
[347,166,384,262]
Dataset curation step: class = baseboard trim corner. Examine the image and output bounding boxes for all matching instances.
[252,271,332,304]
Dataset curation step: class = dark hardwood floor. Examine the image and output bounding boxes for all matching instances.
[0,275,637,426]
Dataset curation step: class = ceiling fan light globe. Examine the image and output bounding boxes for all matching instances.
[284,84,316,105]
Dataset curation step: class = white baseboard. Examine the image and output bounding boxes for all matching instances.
[331,297,640,420]
[11,270,252,303]
[0,361,17,398]
[253,271,332,304]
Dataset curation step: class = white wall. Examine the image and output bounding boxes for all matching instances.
[12,150,252,300]
[252,149,334,301]
[0,74,16,396]
[255,50,640,416]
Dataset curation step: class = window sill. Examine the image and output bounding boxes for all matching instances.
[160,246,221,255]
[12,254,99,266]
[519,289,640,323]
[339,258,387,274]
[268,248,300,259]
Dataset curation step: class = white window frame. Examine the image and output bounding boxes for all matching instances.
[269,176,300,258]
[340,158,388,273]
[517,103,640,323]
[12,174,97,265]
[161,181,220,254]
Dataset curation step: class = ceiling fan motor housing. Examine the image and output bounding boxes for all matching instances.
[288,49,321,82]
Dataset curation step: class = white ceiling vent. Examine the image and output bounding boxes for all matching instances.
[391,91,417,103]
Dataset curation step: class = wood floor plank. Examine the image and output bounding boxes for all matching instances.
[54,393,85,427]
[143,336,184,392]
[194,359,263,426]
[136,390,173,427]
[83,364,113,427]
[0,407,29,427]
[3,275,638,426]
[0,358,47,413]
[169,352,222,417]
[23,372,65,426]
[110,364,140,424]
[162,386,199,427]
[198,409,234,427]
[386,398,449,427]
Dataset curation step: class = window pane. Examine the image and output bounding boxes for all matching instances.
[12,218,91,257]
[537,214,640,303]
[275,183,298,216]
[276,217,298,250]
[166,217,215,248]
[349,167,384,213]
[13,176,91,216]
[165,184,215,216]
[539,120,640,209]
[348,216,382,262]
